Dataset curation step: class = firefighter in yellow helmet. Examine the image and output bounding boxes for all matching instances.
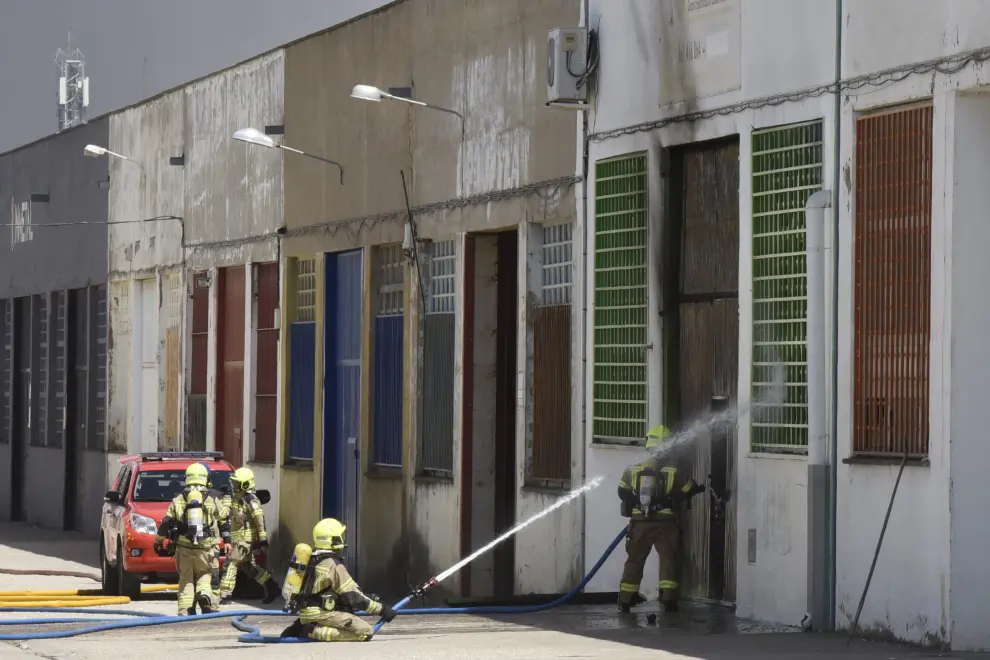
[218,466,280,604]
[280,518,397,642]
[204,464,232,601]
[616,424,705,614]
[153,463,226,615]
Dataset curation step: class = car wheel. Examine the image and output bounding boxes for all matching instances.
[101,539,119,596]
[117,540,141,600]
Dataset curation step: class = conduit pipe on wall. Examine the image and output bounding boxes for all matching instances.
[805,190,831,632]
[828,0,844,633]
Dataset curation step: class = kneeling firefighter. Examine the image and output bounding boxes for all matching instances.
[153,463,226,615]
[280,518,397,642]
[617,425,706,614]
[218,466,280,604]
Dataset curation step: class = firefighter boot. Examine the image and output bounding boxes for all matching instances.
[197,592,217,614]
[281,618,305,638]
[662,599,679,613]
[262,579,281,605]
[617,592,647,613]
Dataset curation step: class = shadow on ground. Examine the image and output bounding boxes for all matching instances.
[0,521,101,571]
[457,601,986,659]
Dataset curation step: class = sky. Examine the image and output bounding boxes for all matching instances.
[0,0,392,153]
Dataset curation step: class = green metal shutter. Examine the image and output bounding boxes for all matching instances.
[750,120,824,454]
[593,153,648,444]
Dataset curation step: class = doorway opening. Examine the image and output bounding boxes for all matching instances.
[323,250,364,577]
[461,229,518,598]
[663,137,741,604]
[216,267,246,467]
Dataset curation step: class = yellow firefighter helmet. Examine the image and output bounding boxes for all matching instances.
[313,518,347,551]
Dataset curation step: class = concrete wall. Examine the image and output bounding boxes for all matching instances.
[107,52,284,546]
[281,0,580,597]
[585,0,990,649]
[583,0,836,614]
[948,91,990,652]
[0,118,111,531]
[830,1,990,645]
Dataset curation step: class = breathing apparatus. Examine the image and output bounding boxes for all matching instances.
[184,490,207,544]
[281,543,312,612]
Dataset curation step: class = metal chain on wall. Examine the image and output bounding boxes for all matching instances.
[185,174,582,252]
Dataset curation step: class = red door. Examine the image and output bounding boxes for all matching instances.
[217,267,245,467]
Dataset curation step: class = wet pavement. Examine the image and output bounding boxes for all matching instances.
[0,522,985,659]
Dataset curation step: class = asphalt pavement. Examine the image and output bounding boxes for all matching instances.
[0,521,982,660]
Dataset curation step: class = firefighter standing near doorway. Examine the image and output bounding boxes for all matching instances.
[617,424,706,613]
[153,463,226,615]
[218,466,281,604]
[205,464,233,601]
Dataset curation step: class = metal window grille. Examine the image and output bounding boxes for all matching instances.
[32,294,48,447]
[10,199,33,246]
[372,244,405,469]
[296,258,317,322]
[853,104,933,457]
[377,244,405,316]
[428,240,456,314]
[110,281,130,336]
[592,154,649,444]
[164,274,181,450]
[422,238,456,475]
[92,284,107,452]
[541,223,574,306]
[1,299,10,444]
[53,291,66,448]
[108,281,130,453]
[530,222,574,485]
[750,120,824,454]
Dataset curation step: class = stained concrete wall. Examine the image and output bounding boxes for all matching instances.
[583,0,835,621]
[281,0,580,597]
[107,52,284,548]
[587,0,990,649]
[0,118,111,532]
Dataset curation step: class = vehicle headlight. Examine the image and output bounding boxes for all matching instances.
[129,512,158,535]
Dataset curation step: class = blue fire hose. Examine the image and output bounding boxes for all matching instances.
[0,527,627,643]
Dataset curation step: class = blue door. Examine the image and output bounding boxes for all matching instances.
[323,250,363,575]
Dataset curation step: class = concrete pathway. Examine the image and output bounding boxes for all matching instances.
[0,522,982,659]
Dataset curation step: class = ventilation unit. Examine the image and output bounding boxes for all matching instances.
[546,27,589,109]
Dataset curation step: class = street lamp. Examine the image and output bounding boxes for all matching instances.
[84,144,146,173]
[233,128,344,185]
[351,84,465,139]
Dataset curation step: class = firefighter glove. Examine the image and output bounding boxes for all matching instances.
[252,539,269,551]
[382,604,398,623]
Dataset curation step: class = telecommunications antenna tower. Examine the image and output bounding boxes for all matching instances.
[55,33,89,132]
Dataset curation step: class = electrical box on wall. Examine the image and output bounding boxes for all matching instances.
[547,26,589,108]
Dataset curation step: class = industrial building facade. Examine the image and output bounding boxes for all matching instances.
[63,0,582,601]
[8,0,990,652]
[0,118,111,535]
[583,0,990,652]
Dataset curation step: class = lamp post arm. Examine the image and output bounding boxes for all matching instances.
[384,93,466,140]
[278,144,345,185]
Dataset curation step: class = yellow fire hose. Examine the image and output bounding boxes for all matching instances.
[0,584,177,608]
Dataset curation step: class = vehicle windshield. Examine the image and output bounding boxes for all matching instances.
[131,468,231,502]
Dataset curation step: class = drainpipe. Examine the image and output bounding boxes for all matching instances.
[828,0,843,634]
[578,0,591,581]
[805,190,831,632]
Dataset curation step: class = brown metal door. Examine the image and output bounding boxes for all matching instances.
[217,267,245,467]
[672,138,740,604]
